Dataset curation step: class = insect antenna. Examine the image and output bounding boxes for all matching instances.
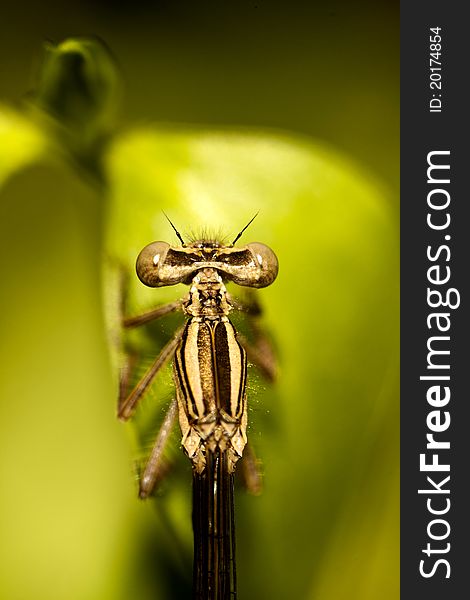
[231,212,259,246]
[162,211,186,246]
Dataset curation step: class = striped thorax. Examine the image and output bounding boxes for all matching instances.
[175,267,248,474]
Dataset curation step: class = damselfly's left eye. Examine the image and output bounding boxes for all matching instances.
[136,241,176,287]
[136,241,209,287]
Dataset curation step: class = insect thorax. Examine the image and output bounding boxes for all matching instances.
[184,267,233,319]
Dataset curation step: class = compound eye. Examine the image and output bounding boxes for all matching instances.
[136,241,171,287]
[245,242,279,287]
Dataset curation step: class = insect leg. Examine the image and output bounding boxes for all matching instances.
[118,327,184,421]
[115,266,143,411]
[117,258,186,329]
[237,330,277,383]
[118,349,140,411]
[240,442,263,496]
[229,291,278,382]
[139,398,178,498]
[123,300,183,329]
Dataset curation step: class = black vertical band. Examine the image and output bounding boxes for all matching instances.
[401,2,468,597]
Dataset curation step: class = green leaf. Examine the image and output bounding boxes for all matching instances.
[0,160,141,600]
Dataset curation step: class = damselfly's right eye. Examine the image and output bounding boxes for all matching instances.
[237,242,279,288]
[210,242,278,288]
[246,243,279,286]
[136,241,174,287]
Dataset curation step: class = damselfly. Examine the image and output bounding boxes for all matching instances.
[118,217,278,599]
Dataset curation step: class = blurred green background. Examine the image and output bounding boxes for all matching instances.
[0,2,399,599]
